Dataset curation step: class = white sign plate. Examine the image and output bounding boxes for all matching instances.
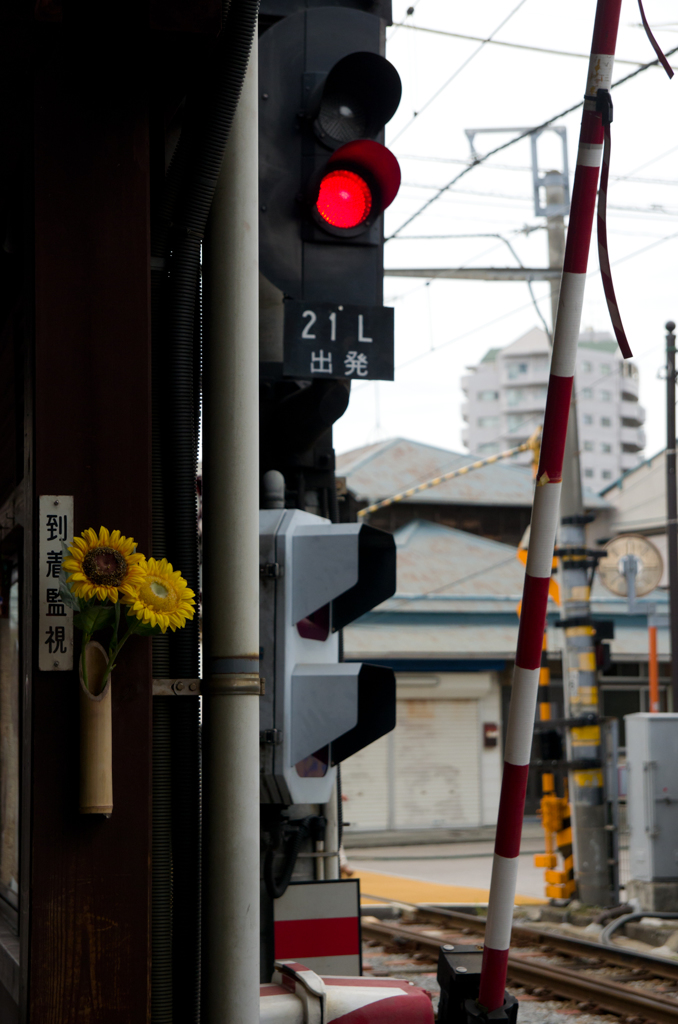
[38,495,74,672]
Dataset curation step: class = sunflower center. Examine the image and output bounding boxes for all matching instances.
[140,575,179,611]
[82,547,127,586]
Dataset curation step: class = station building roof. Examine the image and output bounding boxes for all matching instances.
[336,436,609,510]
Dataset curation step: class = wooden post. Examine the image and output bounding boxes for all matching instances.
[30,9,152,1019]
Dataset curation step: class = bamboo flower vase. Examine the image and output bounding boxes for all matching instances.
[79,640,113,816]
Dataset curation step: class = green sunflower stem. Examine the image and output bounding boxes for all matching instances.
[100,617,144,689]
[110,600,121,660]
[81,632,93,692]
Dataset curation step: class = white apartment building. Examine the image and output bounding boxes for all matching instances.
[461,327,646,489]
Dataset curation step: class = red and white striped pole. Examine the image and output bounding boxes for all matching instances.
[477,1,624,1012]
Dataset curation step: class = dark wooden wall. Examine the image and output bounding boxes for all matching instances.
[30,14,152,1022]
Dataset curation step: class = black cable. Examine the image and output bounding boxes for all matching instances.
[264,817,326,899]
[151,699,173,1024]
[336,764,344,851]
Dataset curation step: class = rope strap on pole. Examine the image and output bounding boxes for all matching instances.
[594,0,672,361]
[595,88,633,360]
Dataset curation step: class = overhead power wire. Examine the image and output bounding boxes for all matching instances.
[390,0,530,145]
[389,22,674,69]
[389,221,678,372]
[391,555,519,606]
[397,181,678,218]
[387,42,678,240]
[398,151,678,188]
[387,0,425,39]
[613,141,678,180]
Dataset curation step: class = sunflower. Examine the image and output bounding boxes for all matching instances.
[124,557,195,633]
[64,527,147,604]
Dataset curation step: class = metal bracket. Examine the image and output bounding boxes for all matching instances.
[260,562,284,578]
[260,728,282,746]
[152,678,201,696]
[208,674,263,695]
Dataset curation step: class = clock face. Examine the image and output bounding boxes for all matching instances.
[598,533,663,597]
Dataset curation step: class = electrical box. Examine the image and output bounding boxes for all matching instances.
[626,713,678,882]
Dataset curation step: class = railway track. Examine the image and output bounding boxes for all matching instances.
[360,895,678,1023]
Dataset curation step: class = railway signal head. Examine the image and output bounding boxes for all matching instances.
[259,509,397,806]
[259,6,403,503]
[259,7,402,306]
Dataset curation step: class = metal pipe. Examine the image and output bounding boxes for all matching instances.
[665,321,678,710]
[323,787,340,880]
[649,625,660,712]
[201,44,260,1024]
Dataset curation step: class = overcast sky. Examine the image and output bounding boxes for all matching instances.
[333,0,678,466]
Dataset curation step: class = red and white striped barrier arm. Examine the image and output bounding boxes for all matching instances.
[477,0,624,1012]
[261,964,434,1023]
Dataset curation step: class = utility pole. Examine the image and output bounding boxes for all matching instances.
[665,320,678,711]
[549,176,611,907]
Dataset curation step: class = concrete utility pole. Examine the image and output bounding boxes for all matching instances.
[665,321,678,711]
[202,47,261,1023]
[549,178,611,907]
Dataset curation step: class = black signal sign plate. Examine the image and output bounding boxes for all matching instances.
[283,301,394,382]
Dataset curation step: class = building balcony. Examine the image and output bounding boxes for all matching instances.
[501,400,546,417]
[499,365,550,387]
[620,399,645,425]
[620,450,642,472]
[500,387,548,414]
[620,376,639,401]
[620,425,646,451]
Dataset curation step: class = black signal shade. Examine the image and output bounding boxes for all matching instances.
[314,52,402,148]
[312,140,401,236]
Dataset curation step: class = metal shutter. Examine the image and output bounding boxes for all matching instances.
[340,699,481,832]
[395,699,480,828]
[339,732,390,831]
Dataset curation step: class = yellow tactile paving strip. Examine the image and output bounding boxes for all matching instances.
[353,869,546,906]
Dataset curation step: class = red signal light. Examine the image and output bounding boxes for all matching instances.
[315,169,373,229]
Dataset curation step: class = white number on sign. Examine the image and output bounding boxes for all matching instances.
[301,310,317,339]
[328,311,337,342]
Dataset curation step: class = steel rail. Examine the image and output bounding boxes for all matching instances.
[360,918,678,1022]
[506,957,678,1024]
[360,902,678,981]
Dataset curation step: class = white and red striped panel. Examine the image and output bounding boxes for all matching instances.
[274,880,361,977]
[477,0,623,1012]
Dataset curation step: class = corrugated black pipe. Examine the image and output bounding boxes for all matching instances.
[150,1,260,1020]
[152,699,173,1024]
[170,699,202,1024]
[161,0,261,677]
